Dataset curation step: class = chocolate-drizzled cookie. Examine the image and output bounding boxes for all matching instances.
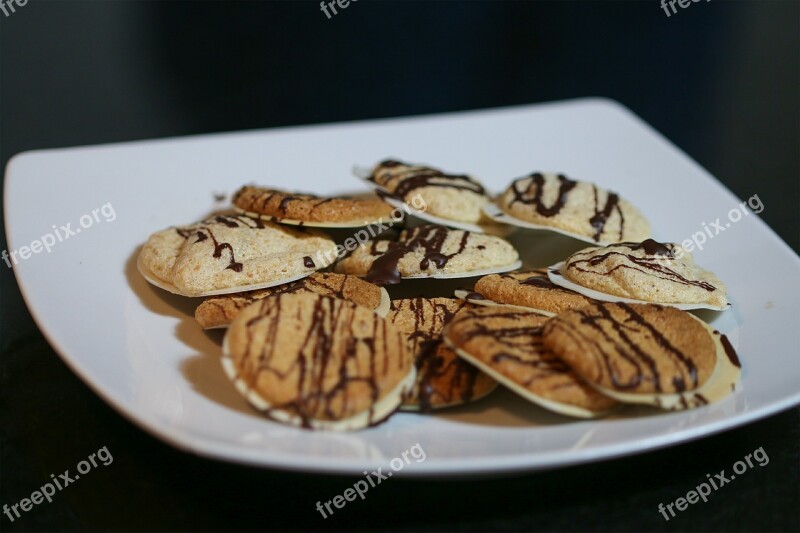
[232,186,393,226]
[368,159,490,223]
[138,215,337,297]
[444,307,618,418]
[195,272,389,329]
[472,269,596,315]
[386,298,497,411]
[497,172,650,243]
[222,293,415,430]
[334,224,520,285]
[542,302,740,409]
[561,240,729,308]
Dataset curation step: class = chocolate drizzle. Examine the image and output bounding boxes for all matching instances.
[232,186,348,219]
[213,273,370,316]
[175,215,267,273]
[211,237,243,272]
[508,173,577,217]
[589,187,623,241]
[214,215,242,228]
[235,295,405,428]
[545,303,704,393]
[498,269,582,294]
[716,332,742,368]
[463,291,487,301]
[567,241,718,292]
[278,195,297,213]
[207,272,383,331]
[506,173,626,241]
[203,280,308,320]
[371,160,487,200]
[389,298,482,411]
[468,270,597,315]
[450,309,575,387]
[365,225,472,285]
[630,239,673,257]
[514,272,558,289]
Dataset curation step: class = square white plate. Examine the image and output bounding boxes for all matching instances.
[5,98,800,476]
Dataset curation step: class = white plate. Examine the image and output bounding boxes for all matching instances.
[5,98,800,476]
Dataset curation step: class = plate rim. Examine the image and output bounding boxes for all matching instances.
[5,97,800,476]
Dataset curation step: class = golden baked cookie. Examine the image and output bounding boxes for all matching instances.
[386,298,497,411]
[541,302,740,409]
[444,306,618,417]
[138,215,336,297]
[368,159,490,223]
[232,186,393,226]
[473,269,596,315]
[497,172,650,243]
[195,272,390,329]
[222,293,415,430]
[560,240,728,308]
[334,224,520,285]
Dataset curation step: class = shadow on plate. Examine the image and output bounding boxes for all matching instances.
[125,246,200,319]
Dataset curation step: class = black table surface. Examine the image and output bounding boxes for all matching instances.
[1,2,798,531]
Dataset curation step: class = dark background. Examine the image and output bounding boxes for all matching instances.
[1,1,798,531]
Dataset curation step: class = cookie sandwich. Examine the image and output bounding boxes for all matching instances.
[386,298,497,411]
[443,306,618,418]
[542,302,741,410]
[222,293,416,430]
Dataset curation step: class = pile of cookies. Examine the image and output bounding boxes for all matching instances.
[137,158,740,430]
[450,274,740,416]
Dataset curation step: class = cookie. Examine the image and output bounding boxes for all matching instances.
[443,306,618,418]
[542,302,740,409]
[334,224,521,285]
[138,215,337,297]
[195,272,390,329]
[386,298,497,411]
[364,159,491,224]
[222,293,415,430]
[555,239,729,309]
[232,186,394,227]
[490,172,650,243]
[466,269,597,316]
